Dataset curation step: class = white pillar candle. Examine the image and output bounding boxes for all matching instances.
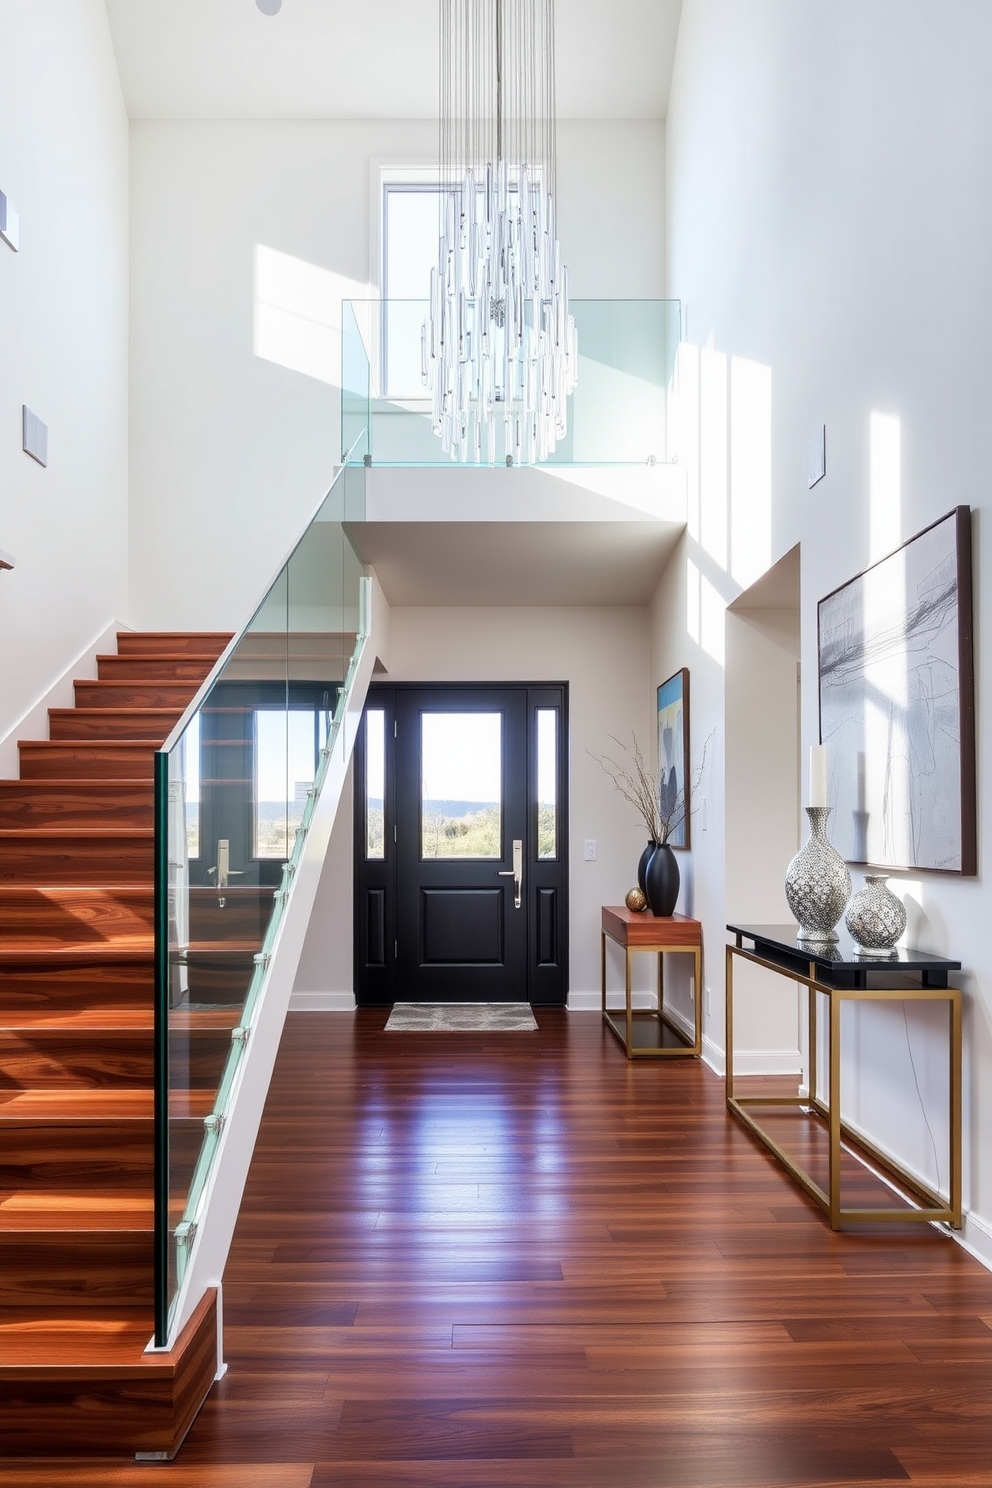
[809,744,828,808]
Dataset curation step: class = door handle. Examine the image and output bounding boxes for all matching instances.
[497,839,523,910]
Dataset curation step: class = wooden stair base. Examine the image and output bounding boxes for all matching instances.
[0,631,232,1460]
[0,1288,219,1459]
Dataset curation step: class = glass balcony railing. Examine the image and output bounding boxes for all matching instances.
[341,299,680,467]
[153,452,368,1344]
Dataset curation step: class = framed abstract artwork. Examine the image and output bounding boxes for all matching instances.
[657,668,690,850]
[817,506,975,874]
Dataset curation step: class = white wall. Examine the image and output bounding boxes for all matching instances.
[293,603,656,1005]
[664,0,992,1259]
[0,0,129,748]
[127,119,665,633]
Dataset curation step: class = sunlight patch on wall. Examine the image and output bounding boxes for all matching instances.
[253,245,370,386]
[700,346,729,569]
[730,356,772,589]
[700,570,726,665]
[686,556,701,643]
[869,411,902,562]
[674,341,701,540]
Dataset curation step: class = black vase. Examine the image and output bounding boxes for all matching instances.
[637,841,657,895]
[644,840,680,917]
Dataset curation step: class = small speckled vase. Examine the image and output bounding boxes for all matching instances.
[784,807,852,944]
[845,873,907,956]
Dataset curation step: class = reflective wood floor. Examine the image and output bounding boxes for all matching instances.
[10,1008,992,1486]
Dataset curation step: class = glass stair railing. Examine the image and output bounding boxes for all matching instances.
[341,298,681,467]
[153,452,369,1347]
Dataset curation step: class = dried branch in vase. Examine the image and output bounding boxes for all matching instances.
[590,730,712,845]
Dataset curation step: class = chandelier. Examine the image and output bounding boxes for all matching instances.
[422,0,577,465]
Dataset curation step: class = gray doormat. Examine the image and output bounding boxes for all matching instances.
[384,1003,538,1032]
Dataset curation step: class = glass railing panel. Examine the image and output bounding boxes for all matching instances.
[155,452,368,1344]
[343,298,681,468]
[341,299,371,464]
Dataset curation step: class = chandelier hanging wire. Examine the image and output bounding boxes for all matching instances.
[422,0,578,465]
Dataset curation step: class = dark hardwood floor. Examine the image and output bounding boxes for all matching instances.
[9,1008,992,1486]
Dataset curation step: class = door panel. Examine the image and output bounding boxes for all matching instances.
[354,683,568,1006]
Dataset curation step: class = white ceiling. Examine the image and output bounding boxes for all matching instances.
[104,0,683,121]
[346,520,683,606]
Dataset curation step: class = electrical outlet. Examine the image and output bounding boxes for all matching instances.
[704,985,712,1017]
[699,796,708,831]
[583,839,597,862]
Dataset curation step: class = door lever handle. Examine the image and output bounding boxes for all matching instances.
[496,840,523,909]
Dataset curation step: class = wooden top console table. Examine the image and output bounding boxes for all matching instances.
[601,907,702,1059]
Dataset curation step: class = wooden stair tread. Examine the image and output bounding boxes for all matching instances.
[0,1008,154,1031]
[0,1089,213,1119]
[0,828,153,838]
[0,1308,155,1370]
[1,1007,238,1032]
[0,1194,155,1232]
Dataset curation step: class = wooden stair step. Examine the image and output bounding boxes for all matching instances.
[18,742,158,781]
[95,653,217,683]
[0,1307,155,1368]
[0,1025,234,1088]
[0,1115,153,1178]
[0,964,153,1016]
[73,680,201,710]
[0,831,153,885]
[47,709,183,743]
[0,1232,153,1308]
[0,1088,212,1120]
[0,1289,219,1457]
[0,887,153,949]
[115,632,232,658]
[0,1190,156,1231]
[0,780,153,830]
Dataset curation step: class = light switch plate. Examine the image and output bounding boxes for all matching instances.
[583,839,597,861]
[0,191,19,251]
[22,406,48,467]
[808,424,826,488]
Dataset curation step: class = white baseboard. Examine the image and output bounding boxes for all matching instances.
[0,618,128,777]
[288,991,356,1012]
[702,1032,725,1076]
[730,1049,803,1076]
[955,1210,992,1275]
[568,990,659,1011]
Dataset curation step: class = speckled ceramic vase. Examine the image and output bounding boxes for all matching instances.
[784,807,852,944]
[845,873,906,956]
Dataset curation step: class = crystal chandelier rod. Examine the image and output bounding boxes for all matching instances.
[426,0,577,465]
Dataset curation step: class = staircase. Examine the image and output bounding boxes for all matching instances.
[0,632,231,1458]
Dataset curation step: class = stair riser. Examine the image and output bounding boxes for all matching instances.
[0,1234,153,1307]
[48,710,181,743]
[0,782,153,829]
[116,631,231,657]
[0,1031,232,1088]
[0,889,154,946]
[97,655,215,683]
[19,744,157,781]
[0,839,152,885]
[0,964,152,1013]
[74,681,199,710]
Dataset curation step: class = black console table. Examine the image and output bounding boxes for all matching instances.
[726,923,962,1230]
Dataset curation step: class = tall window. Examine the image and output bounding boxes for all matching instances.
[381,184,442,398]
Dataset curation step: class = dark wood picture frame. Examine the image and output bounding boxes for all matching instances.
[657,667,690,851]
[817,506,975,875]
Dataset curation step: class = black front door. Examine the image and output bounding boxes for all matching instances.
[354,684,568,1006]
